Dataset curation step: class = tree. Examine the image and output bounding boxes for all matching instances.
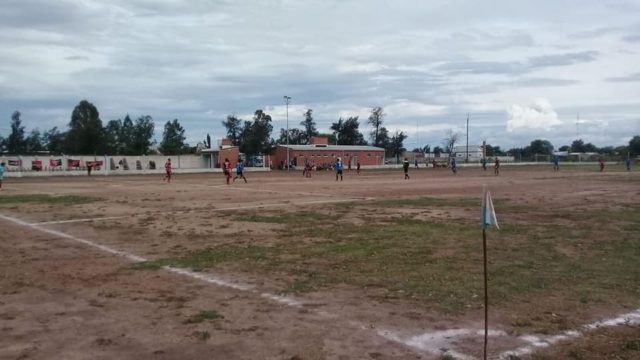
[570,139,586,153]
[7,111,27,154]
[527,139,554,155]
[25,129,44,153]
[442,129,459,155]
[388,130,408,163]
[104,119,122,154]
[433,146,443,156]
[222,115,242,146]
[368,107,385,147]
[159,119,187,155]
[43,127,65,154]
[240,110,274,155]
[130,115,155,155]
[277,128,305,145]
[485,144,505,157]
[206,133,211,149]
[65,100,105,154]
[628,135,640,156]
[300,109,319,144]
[331,116,367,145]
[422,144,431,154]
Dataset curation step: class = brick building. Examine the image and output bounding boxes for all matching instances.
[200,138,240,168]
[273,136,385,169]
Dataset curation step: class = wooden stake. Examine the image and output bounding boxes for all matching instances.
[483,227,489,360]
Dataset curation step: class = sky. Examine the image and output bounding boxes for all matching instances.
[1,0,639,150]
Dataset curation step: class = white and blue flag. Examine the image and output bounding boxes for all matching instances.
[481,187,499,230]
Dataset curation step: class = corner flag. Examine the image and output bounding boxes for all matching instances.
[481,187,499,230]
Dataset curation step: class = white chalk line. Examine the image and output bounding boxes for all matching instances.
[24,197,366,226]
[378,328,507,360]
[31,216,128,225]
[499,308,640,359]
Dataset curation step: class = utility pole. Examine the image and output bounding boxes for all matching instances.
[466,113,470,163]
[284,96,291,171]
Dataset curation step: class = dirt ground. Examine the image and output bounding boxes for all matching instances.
[0,165,638,360]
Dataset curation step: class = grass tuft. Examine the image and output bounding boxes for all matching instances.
[184,310,224,324]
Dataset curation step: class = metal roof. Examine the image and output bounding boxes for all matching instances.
[279,144,384,151]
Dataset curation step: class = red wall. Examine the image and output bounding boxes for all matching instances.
[273,146,384,169]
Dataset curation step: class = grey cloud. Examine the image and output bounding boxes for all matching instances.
[528,51,599,68]
[622,34,640,43]
[437,51,599,76]
[496,77,580,87]
[606,73,640,82]
[65,55,90,61]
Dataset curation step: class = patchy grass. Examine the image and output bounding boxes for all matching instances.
[134,199,640,324]
[234,210,339,224]
[369,196,479,209]
[0,194,98,205]
[184,310,224,324]
[132,245,275,272]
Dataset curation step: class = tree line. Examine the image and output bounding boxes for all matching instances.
[222,106,409,161]
[1,100,190,155]
[4,99,639,159]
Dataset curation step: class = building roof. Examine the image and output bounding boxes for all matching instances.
[279,144,384,152]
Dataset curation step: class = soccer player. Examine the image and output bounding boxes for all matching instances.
[494,158,500,175]
[481,157,487,171]
[450,157,457,174]
[164,158,172,183]
[553,155,560,172]
[335,157,343,181]
[403,158,410,179]
[414,158,418,169]
[223,158,232,184]
[233,161,247,183]
[356,161,361,175]
[0,162,5,190]
[626,157,632,171]
[599,159,605,172]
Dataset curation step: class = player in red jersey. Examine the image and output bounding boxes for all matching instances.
[223,158,232,184]
[164,158,172,182]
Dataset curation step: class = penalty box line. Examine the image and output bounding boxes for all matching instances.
[27,197,368,226]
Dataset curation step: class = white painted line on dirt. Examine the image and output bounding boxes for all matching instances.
[0,214,146,262]
[378,328,506,360]
[31,216,128,225]
[260,293,303,307]
[499,308,640,359]
[165,266,253,291]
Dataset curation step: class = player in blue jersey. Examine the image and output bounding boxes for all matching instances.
[335,157,344,181]
[233,161,247,183]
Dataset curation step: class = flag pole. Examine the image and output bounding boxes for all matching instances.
[483,226,489,360]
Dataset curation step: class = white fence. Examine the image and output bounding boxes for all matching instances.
[1,154,269,178]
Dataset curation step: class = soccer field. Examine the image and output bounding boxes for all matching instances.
[1,166,638,359]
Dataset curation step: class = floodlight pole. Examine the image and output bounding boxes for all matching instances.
[466,113,470,163]
[284,96,291,171]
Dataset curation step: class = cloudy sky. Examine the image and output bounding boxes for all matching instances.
[1,0,639,149]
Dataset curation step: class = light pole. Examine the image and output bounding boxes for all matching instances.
[284,96,291,171]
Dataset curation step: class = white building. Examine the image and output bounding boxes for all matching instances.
[452,145,483,160]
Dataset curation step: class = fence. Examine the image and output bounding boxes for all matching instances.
[0,154,269,177]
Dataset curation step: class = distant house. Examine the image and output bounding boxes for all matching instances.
[452,145,483,161]
[200,138,239,168]
[273,136,385,169]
